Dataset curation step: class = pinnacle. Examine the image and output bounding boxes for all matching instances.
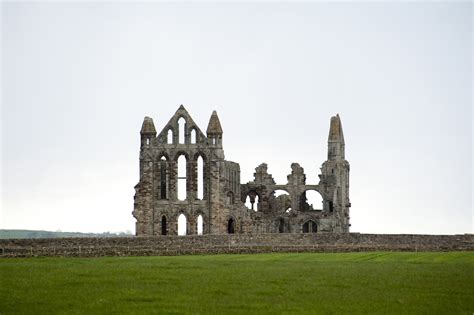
[206,110,223,135]
[328,114,344,142]
[140,116,157,134]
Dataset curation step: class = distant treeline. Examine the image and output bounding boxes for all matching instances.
[0,230,133,239]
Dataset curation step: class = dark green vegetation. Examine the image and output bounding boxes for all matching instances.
[0,229,132,239]
[1,252,473,314]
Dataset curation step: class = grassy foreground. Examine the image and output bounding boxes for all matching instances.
[1,252,473,314]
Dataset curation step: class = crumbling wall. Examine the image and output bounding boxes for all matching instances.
[134,107,351,237]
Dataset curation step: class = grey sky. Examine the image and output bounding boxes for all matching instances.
[1,2,472,234]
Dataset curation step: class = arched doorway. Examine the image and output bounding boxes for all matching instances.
[302,220,317,233]
[227,218,235,234]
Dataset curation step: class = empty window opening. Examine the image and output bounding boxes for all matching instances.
[245,196,252,209]
[329,201,334,212]
[245,192,259,211]
[160,157,167,199]
[161,216,167,235]
[300,190,323,211]
[146,138,150,145]
[228,218,235,234]
[197,215,203,235]
[254,195,260,211]
[178,117,185,144]
[273,190,289,197]
[167,129,173,144]
[212,138,216,145]
[177,155,187,201]
[303,220,317,233]
[178,214,187,236]
[197,156,204,200]
[272,189,291,212]
[286,207,292,213]
[278,218,285,233]
[191,129,196,144]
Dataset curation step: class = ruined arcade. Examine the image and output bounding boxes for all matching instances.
[133,106,351,236]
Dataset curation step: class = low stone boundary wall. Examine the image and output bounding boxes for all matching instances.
[1,233,472,258]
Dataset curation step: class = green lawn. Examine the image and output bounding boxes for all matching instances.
[1,252,473,314]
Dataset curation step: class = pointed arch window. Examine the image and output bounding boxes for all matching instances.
[160,156,168,199]
[177,155,187,200]
[197,156,204,200]
[178,117,186,144]
[197,215,203,235]
[191,129,197,144]
[178,214,187,236]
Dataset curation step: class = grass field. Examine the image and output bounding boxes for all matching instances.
[1,252,473,314]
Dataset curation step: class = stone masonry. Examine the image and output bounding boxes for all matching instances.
[1,234,473,258]
[133,106,351,236]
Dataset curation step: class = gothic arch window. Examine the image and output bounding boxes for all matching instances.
[159,156,168,199]
[178,213,187,236]
[197,155,204,200]
[177,155,187,200]
[178,117,186,144]
[197,214,203,235]
[167,129,173,144]
[244,191,260,211]
[190,129,197,144]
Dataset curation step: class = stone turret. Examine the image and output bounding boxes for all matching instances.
[206,110,223,134]
[206,110,224,160]
[141,116,157,135]
[207,110,223,141]
[140,116,156,148]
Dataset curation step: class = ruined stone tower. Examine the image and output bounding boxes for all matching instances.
[133,106,351,236]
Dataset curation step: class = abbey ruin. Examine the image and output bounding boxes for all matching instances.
[133,106,351,236]
[4,106,472,257]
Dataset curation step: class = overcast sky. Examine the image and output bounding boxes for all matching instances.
[1,2,472,234]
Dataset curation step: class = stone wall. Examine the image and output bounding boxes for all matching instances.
[1,233,472,258]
